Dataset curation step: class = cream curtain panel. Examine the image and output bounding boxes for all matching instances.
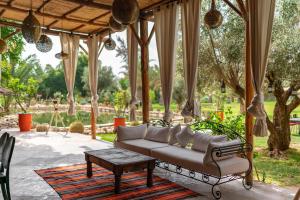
[154,3,178,122]
[247,0,276,136]
[87,34,101,118]
[60,33,80,115]
[127,23,138,121]
[181,0,201,118]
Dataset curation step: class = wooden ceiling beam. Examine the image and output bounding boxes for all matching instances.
[222,0,243,18]
[7,0,15,6]
[0,9,5,17]
[63,5,84,17]
[0,3,107,27]
[37,0,52,12]
[47,19,59,28]
[71,24,85,31]
[63,0,112,10]
[89,11,110,23]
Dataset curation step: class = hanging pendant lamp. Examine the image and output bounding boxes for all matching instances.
[204,0,223,29]
[22,10,41,43]
[104,31,116,51]
[112,0,139,25]
[109,16,126,32]
[220,80,226,93]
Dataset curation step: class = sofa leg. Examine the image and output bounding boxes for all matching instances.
[212,185,222,200]
[242,177,253,190]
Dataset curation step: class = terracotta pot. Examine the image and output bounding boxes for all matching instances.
[114,117,126,129]
[216,111,225,121]
[18,113,32,132]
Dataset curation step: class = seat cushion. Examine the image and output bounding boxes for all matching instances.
[114,139,169,156]
[152,146,249,177]
[116,124,147,141]
[144,126,170,143]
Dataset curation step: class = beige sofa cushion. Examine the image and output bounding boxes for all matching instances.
[169,124,181,145]
[116,124,147,141]
[191,133,227,152]
[151,146,249,177]
[203,139,241,164]
[176,126,194,147]
[144,126,170,143]
[115,139,169,156]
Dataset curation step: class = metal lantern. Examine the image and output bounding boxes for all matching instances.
[268,82,273,94]
[22,10,41,43]
[112,0,140,25]
[109,16,126,32]
[36,34,53,53]
[204,0,223,29]
[55,51,69,59]
[221,80,226,93]
[104,32,116,51]
[0,39,7,53]
[292,88,298,96]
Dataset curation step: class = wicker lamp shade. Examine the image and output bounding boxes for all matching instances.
[22,10,41,43]
[36,34,53,53]
[112,0,140,25]
[204,0,223,29]
[0,39,7,53]
[104,37,116,50]
[109,16,126,32]
[55,51,69,59]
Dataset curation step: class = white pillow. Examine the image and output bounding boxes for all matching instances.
[176,126,194,148]
[169,124,181,145]
[192,133,227,152]
[116,124,147,141]
[203,139,241,165]
[144,126,170,143]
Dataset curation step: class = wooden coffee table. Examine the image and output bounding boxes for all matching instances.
[84,148,156,194]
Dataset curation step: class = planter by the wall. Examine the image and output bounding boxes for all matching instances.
[18,113,32,132]
[114,117,126,130]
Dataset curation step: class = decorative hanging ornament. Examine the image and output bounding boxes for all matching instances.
[221,80,226,93]
[268,82,273,94]
[55,51,69,59]
[0,39,7,53]
[104,31,116,51]
[204,0,223,29]
[292,88,298,96]
[112,0,140,25]
[109,16,126,32]
[36,34,53,52]
[22,10,41,43]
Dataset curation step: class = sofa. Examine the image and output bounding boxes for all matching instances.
[114,123,252,199]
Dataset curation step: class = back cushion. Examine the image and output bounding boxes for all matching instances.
[192,133,227,152]
[144,126,170,143]
[176,126,194,148]
[169,124,181,145]
[116,124,147,141]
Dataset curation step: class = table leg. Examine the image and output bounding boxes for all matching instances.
[147,161,155,187]
[114,168,123,194]
[87,160,92,178]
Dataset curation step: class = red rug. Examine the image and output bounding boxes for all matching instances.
[35,163,201,200]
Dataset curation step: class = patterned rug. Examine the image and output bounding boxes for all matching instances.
[35,164,202,200]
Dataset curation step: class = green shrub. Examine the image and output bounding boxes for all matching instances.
[69,121,85,133]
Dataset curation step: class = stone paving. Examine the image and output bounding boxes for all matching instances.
[1,129,296,200]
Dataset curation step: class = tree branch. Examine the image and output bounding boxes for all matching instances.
[287,96,300,114]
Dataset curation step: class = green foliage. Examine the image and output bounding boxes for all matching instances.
[113,90,129,117]
[172,78,185,110]
[69,121,85,133]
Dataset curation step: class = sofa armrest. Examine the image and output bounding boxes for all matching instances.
[211,142,252,158]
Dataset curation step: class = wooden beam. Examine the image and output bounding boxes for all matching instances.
[146,25,155,46]
[3,29,20,40]
[236,0,248,20]
[64,0,112,10]
[47,20,59,28]
[7,0,15,6]
[63,5,83,17]
[0,9,5,17]
[0,4,107,27]
[245,0,254,186]
[142,0,178,12]
[79,43,88,54]
[222,0,243,18]
[129,24,142,46]
[140,19,150,123]
[71,24,85,32]
[37,0,51,12]
[89,11,110,23]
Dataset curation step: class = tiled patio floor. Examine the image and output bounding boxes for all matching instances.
[2,129,296,200]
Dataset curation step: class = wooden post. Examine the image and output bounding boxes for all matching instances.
[91,108,96,139]
[245,0,254,185]
[140,19,150,123]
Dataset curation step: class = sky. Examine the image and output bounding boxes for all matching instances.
[22,23,159,77]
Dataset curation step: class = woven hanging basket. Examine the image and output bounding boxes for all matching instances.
[112,0,140,25]
[22,10,41,43]
[104,37,116,51]
[36,34,53,53]
[204,0,223,29]
[109,16,126,32]
[0,39,7,53]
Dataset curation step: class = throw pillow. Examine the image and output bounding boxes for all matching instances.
[203,139,241,165]
[176,126,194,148]
[144,126,170,143]
[169,124,181,145]
[192,133,227,152]
[116,124,147,141]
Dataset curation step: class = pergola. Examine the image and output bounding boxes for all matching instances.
[0,0,276,187]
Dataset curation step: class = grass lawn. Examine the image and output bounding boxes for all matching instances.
[97,132,300,188]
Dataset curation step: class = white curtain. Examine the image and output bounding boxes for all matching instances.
[154,3,178,122]
[247,0,276,136]
[127,23,138,121]
[181,0,201,118]
[60,33,80,115]
[87,34,101,118]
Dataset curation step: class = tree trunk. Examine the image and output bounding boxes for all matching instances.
[239,97,246,113]
[267,102,291,151]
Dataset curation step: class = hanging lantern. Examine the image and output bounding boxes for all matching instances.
[268,82,273,94]
[112,0,140,25]
[204,0,223,29]
[36,34,53,53]
[0,39,7,53]
[22,10,41,43]
[55,51,69,59]
[109,16,126,32]
[292,88,298,96]
[221,80,226,93]
[104,31,116,51]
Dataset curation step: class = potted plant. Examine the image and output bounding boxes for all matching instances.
[113,90,129,130]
